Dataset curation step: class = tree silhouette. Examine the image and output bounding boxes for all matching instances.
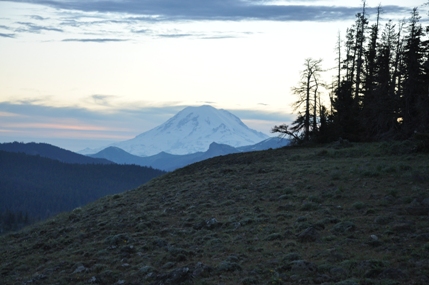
[275,3,429,144]
[273,58,325,143]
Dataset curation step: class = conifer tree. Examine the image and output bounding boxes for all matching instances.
[361,5,380,139]
[354,1,368,106]
[373,20,400,137]
[276,3,429,144]
[400,8,428,137]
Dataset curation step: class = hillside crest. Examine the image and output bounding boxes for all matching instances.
[2,143,429,284]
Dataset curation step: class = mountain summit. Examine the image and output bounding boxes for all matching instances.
[112,105,269,156]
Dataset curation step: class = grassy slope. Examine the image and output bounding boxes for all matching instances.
[1,142,429,285]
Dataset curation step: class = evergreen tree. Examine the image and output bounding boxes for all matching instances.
[332,25,360,140]
[331,2,369,141]
[374,20,400,137]
[354,1,369,106]
[276,3,429,144]
[400,8,429,137]
[361,5,380,139]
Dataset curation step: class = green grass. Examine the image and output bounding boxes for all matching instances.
[1,142,429,284]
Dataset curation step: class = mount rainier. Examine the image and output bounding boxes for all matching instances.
[111,105,269,156]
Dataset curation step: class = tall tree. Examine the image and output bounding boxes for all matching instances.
[276,3,429,144]
[400,8,428,136]
[354,1,368,105]
[336,31,342,98]
[361,5,381,139]
[292,58,324,141]
[373,20,400,137]
[273,58,324,143]
[331,2,368,141]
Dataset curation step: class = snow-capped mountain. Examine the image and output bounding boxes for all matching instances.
[111,105,269,156]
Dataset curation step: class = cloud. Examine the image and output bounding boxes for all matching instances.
[230,108,294,123]
[15,21,63,33]
[0,101,187,139]
[0,111,20,117]
[62,38,128,42]
[86,95,118,106]
[158,33,194,38]
[13,96,54,106]
[0,32,15,38]
[91,95,114,104]
[131,28,151,34]
[29,15,47,20]
[4,1,417,42]
[0,101,151,151]
[200,35,240,39]
[155,29,247,39]
[130,26,249,39]
[59,17,136,28]
[214,107,296,135]
[10,1,410,23]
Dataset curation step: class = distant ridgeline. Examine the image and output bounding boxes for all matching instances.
[0,141,112,164]
[0,149,166,234]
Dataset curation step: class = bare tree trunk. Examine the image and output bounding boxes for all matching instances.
[313,75,319,134]
[337,31,342,91]
[305,72,311,141]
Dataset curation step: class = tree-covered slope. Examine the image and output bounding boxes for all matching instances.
[0,142,112,164]
[0,150,166,228]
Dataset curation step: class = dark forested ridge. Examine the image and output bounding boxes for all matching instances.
[274,2,429,145]
[0,150,166,234]
[0,141,113,164]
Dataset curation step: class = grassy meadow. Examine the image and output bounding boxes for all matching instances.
[1,141,429,285]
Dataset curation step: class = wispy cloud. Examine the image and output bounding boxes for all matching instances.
[62,38,128,42]
[158,33,195,38]
[9,0,410,22]
[131,28,151,34]
[5,122,109,131]
[15,21,63,33]
[0,32,15,38]
[86,95,119,106]
[2,1,417,42]
[29,15,47,20]
[0,101,148,150]
[230,108,295,124]
[0,111,19,117]
[0,101,186,137]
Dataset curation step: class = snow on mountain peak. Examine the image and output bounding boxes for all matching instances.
[112,105,269,156]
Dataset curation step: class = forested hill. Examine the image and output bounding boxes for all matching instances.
[0,150,166,234]
[0,142,112,164]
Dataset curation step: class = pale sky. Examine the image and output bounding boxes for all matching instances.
[0,0,427,151]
